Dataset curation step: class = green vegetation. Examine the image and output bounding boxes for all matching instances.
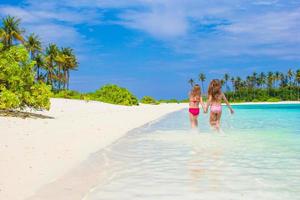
[52,90,83,100]
[52,85,140,106]
[0,15,78,90]
[0,43,52,110]
[224,70,300,102]
[189,70,300,102]
[158,99,180,103]
[0,16,24,48]
[0,15,143,107]
[141,96,159,104]
[89,84,139,106]
[0,15,79,110]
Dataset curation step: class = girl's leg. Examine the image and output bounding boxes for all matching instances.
[189,113,196,128]
[209,112,217,128]
[194,115,198,127]
[215,112,222,132]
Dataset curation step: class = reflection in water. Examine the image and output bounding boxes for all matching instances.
[188,146,224,193]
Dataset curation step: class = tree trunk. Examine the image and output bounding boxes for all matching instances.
[67,70,70,90]
[297,83,300,101]
[37,66,40,81]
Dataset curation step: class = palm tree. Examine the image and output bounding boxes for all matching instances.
[34,53,44,81]
[296,69,300,100]
[287,69,294,86]
[198,73,206,93]
[231,77,235,91]
[45,44,59,88]
[279,73,287,88]
[250,72,257,99]
[287,69,294,100]
[25,33,42,59]
[267,72,274,88]
[274,71,280,88]
[0,16,24,48]
[224,73,230,91]
[258,72,266,88]
[246,76,251,99]
[56,47,78,90]
[252,72,257,89]
[267,72,274,96]
[25,33,43,81]
[246,76,253,89]
[65,49,78,90]
[55,49,65,90]
[235,77,242,99]
[188,78,194,87]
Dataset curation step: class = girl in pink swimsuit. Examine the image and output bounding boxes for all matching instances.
[205,79,234,131]
[189,84,205,128]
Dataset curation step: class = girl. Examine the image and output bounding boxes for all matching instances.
[189,84,205,128]
[205,79,234,131]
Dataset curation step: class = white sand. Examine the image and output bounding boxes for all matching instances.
[0,98,187,200]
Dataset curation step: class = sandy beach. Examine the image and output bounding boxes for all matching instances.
[0,98,187,200]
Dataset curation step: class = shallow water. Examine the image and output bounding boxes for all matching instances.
[83,104,300,200]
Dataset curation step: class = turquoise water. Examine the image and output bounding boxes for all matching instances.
[84,104,300,200]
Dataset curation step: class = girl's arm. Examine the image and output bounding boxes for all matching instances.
[199,96,205,111]
[222,93,234,114]
[205,95,212,113]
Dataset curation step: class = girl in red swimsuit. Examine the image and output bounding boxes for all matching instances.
[189,84,205,128]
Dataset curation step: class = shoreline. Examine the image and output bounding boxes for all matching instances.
[0,98,187,200]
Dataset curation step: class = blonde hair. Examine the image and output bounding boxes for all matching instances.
[191,84,201,97]
[208,79,222,101]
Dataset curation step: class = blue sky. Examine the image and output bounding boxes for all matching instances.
[0,0,299,99]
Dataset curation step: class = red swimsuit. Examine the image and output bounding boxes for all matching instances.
[189,100,200,116]
[189,108,200,116]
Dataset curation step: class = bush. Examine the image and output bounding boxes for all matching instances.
[92,84,139,106]
[180,99,189,103]
[267,97,280,102]
[141,96,159,104]
[158,99,180,103]
[53,90,82,99]
[0,43,52,110]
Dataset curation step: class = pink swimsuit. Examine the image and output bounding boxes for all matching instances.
[211,104,222,113]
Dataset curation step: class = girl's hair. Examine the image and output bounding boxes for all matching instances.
[191,84,201,97]
[208,79,222,101]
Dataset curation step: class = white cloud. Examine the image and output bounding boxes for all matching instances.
[25,23,81,46]
[119,9,188,38]
[0,2,102,51]
[1,0,300,60]
[0,6,36,23]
